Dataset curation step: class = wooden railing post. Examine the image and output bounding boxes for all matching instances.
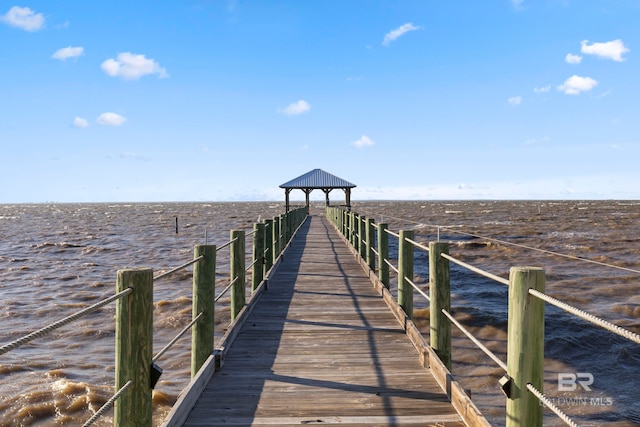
[429,242,451,370]
[230,230,245,321]
[398,230,414,319]
[359,215,367,259]
[377,223,389,288]
[279,215,286,255]
[272,216,280,263]
[192,245,215,377]
[506,267,545,427]
[264,219,273,274]
[366,217,375,271]
[252,223,265,292]
[351,213,358,250]
[115,268,153,427]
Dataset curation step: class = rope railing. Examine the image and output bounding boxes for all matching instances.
[526,383,580,427]
[216,237,238,252]
[154,255,204,281]
[358,209,640,277]
[440,253,510,286]
[385,258,399,274]
[215,276,239,302]
[406,276,430,303]
[153,312,204,364]
[406,237,429,253]
[441,308,508,372]
[82,380,133,427]
[0,288,133,356]
[529,288,640,345]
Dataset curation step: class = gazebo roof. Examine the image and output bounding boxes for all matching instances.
[279,169,356,189]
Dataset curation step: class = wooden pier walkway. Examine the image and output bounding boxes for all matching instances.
[170,215,468,426]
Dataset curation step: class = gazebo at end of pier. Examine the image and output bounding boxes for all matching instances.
[279,168,356,213]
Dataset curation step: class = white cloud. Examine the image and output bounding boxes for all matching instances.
[1,6,44,31]
[73,117,89,128]
[557,75,598,95]
[353,135,375,148]
[580,39,629,62]
[565,53,582,64]
[279,100,311,116]
[96,112,127,126]
[508,96,522,106]
[101,52,168,80]
[52,46,84,60]
[512,0,524,6]
[382,23,420,46]
[533,85,551,93]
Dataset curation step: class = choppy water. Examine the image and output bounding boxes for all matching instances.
[1,201,639,426]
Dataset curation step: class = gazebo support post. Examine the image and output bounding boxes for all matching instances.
[323,189,332,207]
[284,189,291,213]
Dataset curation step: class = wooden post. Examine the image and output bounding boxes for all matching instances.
[353,213,359,251]
[378,223,389,288]
[506,267,545,427]
[398,230,414,319]
[115,268,153,427]
[192,245,215,378]
[252,223,265,292]
[359,216,367,260]
[366,217,375,271]
[429,242,451,370]
[272,216,280,263]
[264,219,273,275]
[230,230,245,321]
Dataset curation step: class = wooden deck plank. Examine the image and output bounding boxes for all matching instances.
[180,215,465,427]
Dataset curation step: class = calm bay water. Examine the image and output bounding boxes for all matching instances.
[0,201,639,426]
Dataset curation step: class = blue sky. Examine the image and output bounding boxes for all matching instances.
[1,0,639,203]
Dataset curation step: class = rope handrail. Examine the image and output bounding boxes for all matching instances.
[82,380,133,427]
[406,276,430,303]
[0,288,133,357]
[385,229,400,238]
[154,255,205,281]
[440,253,510,286]
[441,308,508,372]
[361,209,640,276]
[526,383,580,427]
[384,258,399,274]
[528,288,640,345]
[246,257,259,272]
[217,237,238,252]
[406,237,429,253]
[215,276,239,302]
[153,312,204,364]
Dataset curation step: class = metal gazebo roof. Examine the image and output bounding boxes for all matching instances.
[279,169,356,212]
[279,169,356,190]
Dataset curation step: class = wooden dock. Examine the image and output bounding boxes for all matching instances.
[164,215,477,427]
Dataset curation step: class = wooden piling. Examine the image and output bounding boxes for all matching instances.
[264,219,273,274]
[230,230,245,321]
[272,217,280,263]
[377,223,389,288]
[506,267,545,427]
[398,230,414,319]
[429,242,451,370]
[366,217,375,271]
[252,223,265,292]
[115,268,153,427]
[192,245,215,377]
